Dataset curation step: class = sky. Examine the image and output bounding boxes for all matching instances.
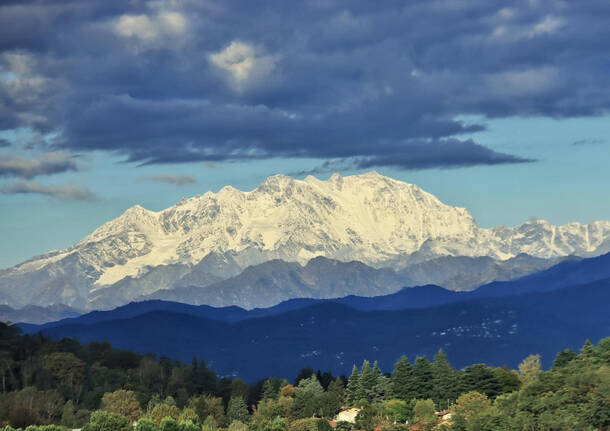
[0,0,609,268]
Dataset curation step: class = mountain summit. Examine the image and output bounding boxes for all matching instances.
[2,172,609,309]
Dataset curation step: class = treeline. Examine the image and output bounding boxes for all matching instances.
[1,322,609,430]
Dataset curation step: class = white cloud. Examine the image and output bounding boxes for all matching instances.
[115,15,159,40]
[158,11,187,34]
[113,10,187,42]
[528,15,563,38]
[209,41,280,92]
[0,53,52,103]
[491,15,563,42]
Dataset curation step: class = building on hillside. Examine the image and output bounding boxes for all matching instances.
[334,408,360,423]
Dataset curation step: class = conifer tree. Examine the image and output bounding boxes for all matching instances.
[359,360,377,402]
[431,349,458,409]
[412,357,434,400]
[328,378,346,407]
[391,356,414,401]
[346,365,361,404]
[227,396,250,423]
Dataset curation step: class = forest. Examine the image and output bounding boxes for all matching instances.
[1,322,609,430]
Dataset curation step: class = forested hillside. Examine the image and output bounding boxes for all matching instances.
[1,322,609,430]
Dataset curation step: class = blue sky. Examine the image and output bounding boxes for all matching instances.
[1,0,609,268]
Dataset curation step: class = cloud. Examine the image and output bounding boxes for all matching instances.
[0,139,10,148]
[572,138,605,146]
[0,152,78,179]
[209,41,280,92]
[1,0,609,170]
[0,180,95,200]
[113,10,187,42]
[141,175,197,186]
[528,15,563,38]
[290,139,533,175]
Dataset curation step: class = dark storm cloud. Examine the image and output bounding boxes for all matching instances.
[0,0,609,169]
[141,175,197,186]
[0,152,78,178]
[0,180,95,200]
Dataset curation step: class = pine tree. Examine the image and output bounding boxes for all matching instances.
[372,375,391,403]
[431,349,458,409]
[412,356,434,400]
[328,378,346,407]
[227,396,250,423]
[346,365,361,405]
[359,360,377,402]
[372,361,382,380]
[391,356,414,401]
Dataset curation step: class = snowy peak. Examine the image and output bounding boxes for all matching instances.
[1,172,610,310]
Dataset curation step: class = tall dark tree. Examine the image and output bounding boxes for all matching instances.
[462,364,503,399]
[345,365,361,404]
[430,349,458,409]
[552,349,578,370]
[391,356,414,402]
[412,357,434,400]
[359,361,377,402]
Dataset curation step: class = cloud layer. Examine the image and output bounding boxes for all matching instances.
[142,175,197,186]
[0,180,95,200]
[0,152,78,179]
[1,0,609,170]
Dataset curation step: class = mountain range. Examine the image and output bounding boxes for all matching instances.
[2,172,609,311]
[22,252,610,381]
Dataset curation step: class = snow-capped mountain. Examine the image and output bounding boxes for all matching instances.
[1,172,609,309]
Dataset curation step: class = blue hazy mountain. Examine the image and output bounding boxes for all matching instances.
[22,274,610,381]
[24,251,610,330]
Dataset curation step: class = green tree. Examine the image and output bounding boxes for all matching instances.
[430,350,457,409]
[61,400,77,428]
[180,420,199,431]
[178,408,199,423]
[151,404,180,426]
[327,379,345,408]
[42,352,86,401]
[135,418,157,431]
[451,391,503,431]
[412,357,434,400]
[228,420,248,431]
[345,365,361,405]
[227,396,250,423]
[462,365,502,399]
[83,410,132,431]
[552,349,578,369]
[354,403,377,431]
[293,376,324,418]
[102,389,143,422]
[358,361,377,403]
[202,415,218,431]
[380,399,411,424]
[518,354,541,385]
[391,356,414,402]
[160,417,180,431]
[412,399,436,430]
